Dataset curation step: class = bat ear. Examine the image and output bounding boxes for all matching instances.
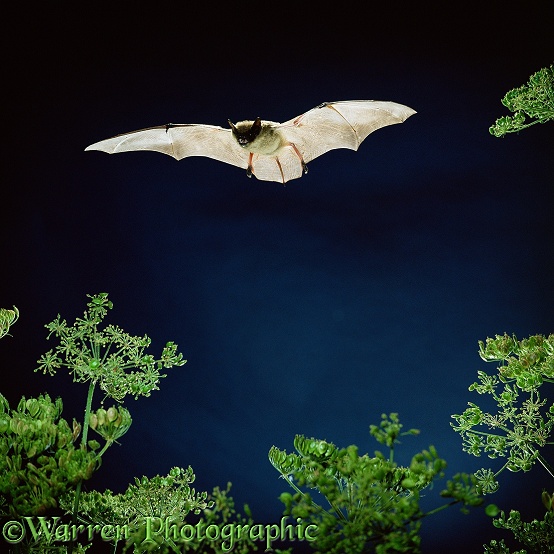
[228,119,238,134]
[251,117,262,134]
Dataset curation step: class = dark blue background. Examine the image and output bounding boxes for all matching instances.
[2,3,553,552]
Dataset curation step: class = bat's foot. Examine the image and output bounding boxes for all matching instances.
[290,143,308,176]
[246,152,254,178]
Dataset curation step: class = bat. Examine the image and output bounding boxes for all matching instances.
[85,100,416,184]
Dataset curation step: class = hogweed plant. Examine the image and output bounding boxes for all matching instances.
[489,64,554,137]
[0,294,187,553]
[269,413,484,553]
[452,333,554,553]
[35,293,186,536]
[451,334,554,490]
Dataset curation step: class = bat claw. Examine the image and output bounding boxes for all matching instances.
[246,166,253,178]
[302,162,308,174]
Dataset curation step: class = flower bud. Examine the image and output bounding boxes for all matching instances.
[72,420,81,441]
[106,407,117,422]
[96,409,107,426]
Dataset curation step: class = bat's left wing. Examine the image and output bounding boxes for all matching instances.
[85,124,249,169]
[247,100,415,182]
[280,100,416,163]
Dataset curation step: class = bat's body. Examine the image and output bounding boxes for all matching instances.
[85,100,416,183]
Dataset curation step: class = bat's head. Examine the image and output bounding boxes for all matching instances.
[228,117,262,148]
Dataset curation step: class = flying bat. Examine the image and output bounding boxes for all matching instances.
[85,100,416,184]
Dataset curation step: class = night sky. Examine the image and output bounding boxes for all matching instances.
[2,4,553,553]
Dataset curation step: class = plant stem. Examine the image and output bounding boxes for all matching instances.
[95,440,113,460]
[69,379,96,553]
[80,379,96,448]
[282,474,339,521]
[536,452,554,480]
[421,498,460,519]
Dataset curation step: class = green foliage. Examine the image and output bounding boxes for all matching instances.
[489,65,554,137]
[0,293,190,554]
[65,473,259,553]
[451,333,554,493]
[483,492,554,554]
[270,413,483,553]
[0,305,19,339]
[5,540,92,554]
[176,482,259,553]
[36,293,186,401]
[0,393,98,516]
[61,467,210,550]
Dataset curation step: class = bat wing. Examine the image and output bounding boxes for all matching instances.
[85,124,248,169]
[276,99,415,166]
[244,100,416,183]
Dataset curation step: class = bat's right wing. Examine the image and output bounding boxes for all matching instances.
[85,124,249,170]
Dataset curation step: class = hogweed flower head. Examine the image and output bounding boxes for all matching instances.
[452,333,554,493]
[36,293,187,401]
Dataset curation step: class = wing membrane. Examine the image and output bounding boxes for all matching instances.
[85,124,248,168]
[279,100,416,163]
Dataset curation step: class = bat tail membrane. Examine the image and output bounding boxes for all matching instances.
[248,150,307,183]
